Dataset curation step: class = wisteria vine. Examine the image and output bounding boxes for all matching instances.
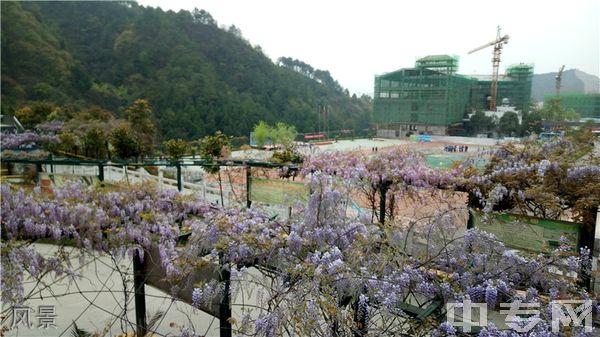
[2,137,599,336]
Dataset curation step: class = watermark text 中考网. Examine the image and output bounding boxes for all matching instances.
[446,299,592,333]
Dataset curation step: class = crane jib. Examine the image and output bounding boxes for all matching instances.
[467,27,510,112]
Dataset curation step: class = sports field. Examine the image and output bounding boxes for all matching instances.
[249,177,307,206]
[425,154,488,169]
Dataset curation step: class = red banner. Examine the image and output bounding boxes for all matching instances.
[304,134,325,139]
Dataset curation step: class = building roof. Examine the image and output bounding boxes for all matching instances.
[467,74,513,82]
[416,54,458,62]
[377,67,446,80]
[0,115,24,131]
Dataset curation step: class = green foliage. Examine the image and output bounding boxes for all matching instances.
[564,125,596,158]
[79,105,114,122]
[1,2,74,107]
[467,110,494,136]
[163,139,188,161]
[192,8,216,25]
[2,2,372,141]
[521,110,543,135]
[252,121,270,148]
[47,104,76,121]
[252,121,297,150]
[14,101,57,129]
[278,57,343,93]
[199,131,230,158]
[540,97,581,122]
[230,136,248,149]
[498,111,520,136]
[110,124,141,160]
[198,131,230,206]
[126,99,156,156]
[82,128,108,159]
[127,99,155,132]
[56,132,79,155]
[272,149,303,164]
[567,123,595,143]
[88,82,127,112]
[199,131,231,174]
[271,122,297,150]
[14,107,39,129]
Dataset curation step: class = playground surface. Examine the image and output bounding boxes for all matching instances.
[313,136,495,169]
[225,136,498,189]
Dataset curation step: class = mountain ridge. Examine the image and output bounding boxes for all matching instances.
[1,1,372,140]
[531,68,599,102]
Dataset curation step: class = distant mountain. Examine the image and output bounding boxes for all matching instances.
[531,69,600,102]
[1,2,372,140]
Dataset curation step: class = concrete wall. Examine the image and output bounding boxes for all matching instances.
[377,124,447,138]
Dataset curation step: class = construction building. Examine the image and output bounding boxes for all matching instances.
[544,93,600,120]
[470,64,534,113]
[373,55,534,136]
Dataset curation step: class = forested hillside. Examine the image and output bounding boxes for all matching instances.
[1,1,372,140]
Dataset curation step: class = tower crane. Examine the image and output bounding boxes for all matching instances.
[555,65,565,96]
[468,26,510,111]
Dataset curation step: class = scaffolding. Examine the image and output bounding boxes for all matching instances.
[546,93,600,119]
[415,55,459,75]
[373,65,474,135]
[373,57,533,136]
[470,63,533,113]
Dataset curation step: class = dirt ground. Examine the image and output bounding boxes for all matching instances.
[209,138,492,183]
[200,139,480,224]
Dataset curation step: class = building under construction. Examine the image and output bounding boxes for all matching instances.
[545,93,600,120]
[373,55,533,136]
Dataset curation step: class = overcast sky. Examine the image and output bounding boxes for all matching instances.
[138,0,599,96]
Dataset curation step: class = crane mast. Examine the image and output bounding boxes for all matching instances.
[555,65,565,96]
[468,26,510,111]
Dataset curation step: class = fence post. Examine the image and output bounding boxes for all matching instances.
[578,206,598,291]
[246,165,252,208]
[98,163,104,182]
[379,182,387,225]
[35,163,43,183]
[219,254,232,337]
[176,163,182,192]
[133,251,147,337]
[467,208,474,229]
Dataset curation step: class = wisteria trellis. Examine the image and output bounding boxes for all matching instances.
[2,136,600,336]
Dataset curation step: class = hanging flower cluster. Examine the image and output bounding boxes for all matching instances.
[459,137,600,222]
[0,130,59,150]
